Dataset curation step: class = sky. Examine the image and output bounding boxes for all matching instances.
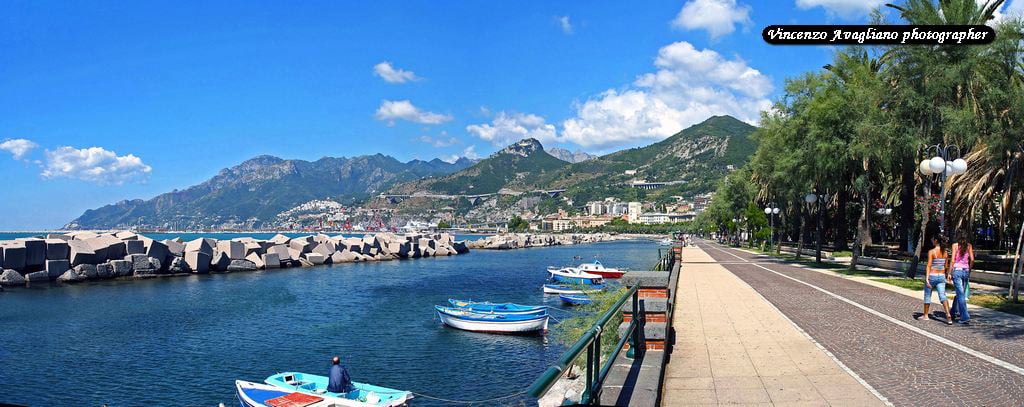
[2,0,1022,229]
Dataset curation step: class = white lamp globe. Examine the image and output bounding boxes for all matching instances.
[951,158,968,174]
[805,194,817,203]
[929,157,946,174]
[885,208,893,215]
[919,160,933,175]
[764,207,772,215]
[944,163,954,176]
[772,208,780,215]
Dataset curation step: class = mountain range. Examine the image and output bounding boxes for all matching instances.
[546,147,597,163]
[67,115,758,228]
[65,155,475,229]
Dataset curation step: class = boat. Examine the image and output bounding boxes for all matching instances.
[575,260,627,279]
[542,283,605,295]
[447,299,547,316]
[263,372,412,407]
[434,305,549,333]
[547,266,604,280]
[659,238,673,246]
[236,380,389,407]
[559,294,592,305]
[547,268,605,286]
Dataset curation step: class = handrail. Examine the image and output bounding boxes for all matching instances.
[527,284,643,402]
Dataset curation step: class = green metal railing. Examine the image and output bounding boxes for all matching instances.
[527,285,646,404]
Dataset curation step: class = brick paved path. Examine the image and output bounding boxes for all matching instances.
[663,247,884,406]
[699,241,1024,406]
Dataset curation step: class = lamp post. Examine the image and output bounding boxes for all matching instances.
[764,204,780,251]
[805,192,828,263]
[917,144,968,236]
[875,205,893,243]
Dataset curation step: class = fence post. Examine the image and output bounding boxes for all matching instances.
[582,341,595,403]
[593,328,602,400]
[637,299,647,357]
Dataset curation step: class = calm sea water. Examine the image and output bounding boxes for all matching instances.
[0,239,660,406]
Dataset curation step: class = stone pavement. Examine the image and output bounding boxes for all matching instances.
[662,246,885,406]
[699,241,1024,406]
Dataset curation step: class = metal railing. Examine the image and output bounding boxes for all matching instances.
[527,285,646,404]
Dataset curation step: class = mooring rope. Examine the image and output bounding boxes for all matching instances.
[408,390,527,405]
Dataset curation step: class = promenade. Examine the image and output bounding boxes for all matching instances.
[664,242,1024,406]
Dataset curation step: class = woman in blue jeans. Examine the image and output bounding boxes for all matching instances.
[949,233,975,324]
[916,236,953,325]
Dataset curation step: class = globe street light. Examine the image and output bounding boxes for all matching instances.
[918,144,968,236]
[764,204,780,251]
[805,191,828,263]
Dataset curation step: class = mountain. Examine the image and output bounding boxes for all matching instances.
[546,147,597,163]
[536,115,758,195]
[66,154,475,229]
[389,138,569,195]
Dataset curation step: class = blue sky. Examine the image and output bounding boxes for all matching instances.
[2,0,1019,229]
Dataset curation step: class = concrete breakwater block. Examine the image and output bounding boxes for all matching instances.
[24,270,49,282]
[263,253,281,269]
[73,264,98,279]
[185,251,212,273]
[125,240,145,255]
[46,259,71,279]
[110,260,132,277]
[142,239,170,267]
[17,238,46,267]
[227,259,257,272]
[58,270,85,283]
[2,243,27,270]
[163,240,185,257]
[269,234,291,245]
[217,241,245,260]
[212,251,231,271]
[167,257,189,273]
[45,239,70,260]
[68,240,95,266]
[245,252,265,269]
[304,253,326,265]
[96,263,114,279]
[185,238,214,256]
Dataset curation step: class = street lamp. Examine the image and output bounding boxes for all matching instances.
[764,204,780,251]
[876,205,893,244]
[918,144,968,235]
[805,191,829,263]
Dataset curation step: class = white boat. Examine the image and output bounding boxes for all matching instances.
[658,238,673,246]
[435,306,549,334]
[542,283,606,295]
[546,266,605,285]
[575,260,626,278]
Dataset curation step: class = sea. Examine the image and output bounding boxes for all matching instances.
[0,236,661,406]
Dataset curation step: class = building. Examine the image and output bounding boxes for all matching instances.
[637,212,697,225]
[610,202,630,216]
[627,202,643,223]
[541,217,576,232]
[693,193,713,214]
[587,201,606,216]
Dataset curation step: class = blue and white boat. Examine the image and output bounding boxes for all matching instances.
[543,283,605,295]
[236,380,362,407]
[435,305,549,333]
[448,299,547,315]
[549,273,605,286]
[559,294,592,305]
[263,372,412,407]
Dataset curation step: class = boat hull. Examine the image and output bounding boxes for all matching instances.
[542,284,604,295]
[559,294,592,305]
[447,299,547,316]
[263,372,412,407]
[435,308,549,333]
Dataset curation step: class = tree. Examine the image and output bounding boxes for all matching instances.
[507,215,530,232]
[437,220,451,229]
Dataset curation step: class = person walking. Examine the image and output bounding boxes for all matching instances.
[915,235,953,325]
[949,233,975,324]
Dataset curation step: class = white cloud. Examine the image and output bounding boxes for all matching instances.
[373,61,419,84]
[673,0,751,39]
[0,138,38,160]
[559,41,771,150]
[41,146,152,185]
[375,100,452,125]
[1008,0,1024,16]
[559,16,574,34]
[419,132,460,147]
[466,111,559,147]
[795,0,886,19]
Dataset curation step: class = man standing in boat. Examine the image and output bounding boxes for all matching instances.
[328,356,353,394]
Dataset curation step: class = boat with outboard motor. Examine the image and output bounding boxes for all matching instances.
[262,372,412,407]
[434,305,549,333]
[447,299,547,316]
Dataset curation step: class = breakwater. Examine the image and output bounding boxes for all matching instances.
[467,233,621,250]
[0,231,468,286]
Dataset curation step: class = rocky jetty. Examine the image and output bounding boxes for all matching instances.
[466,233,620,250]
[0,231,468,287]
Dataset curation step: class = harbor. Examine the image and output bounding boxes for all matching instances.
[0,238,660,405]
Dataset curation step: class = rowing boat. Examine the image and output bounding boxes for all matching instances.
[434,305,549,333]
[263,372,412,406]
[447,299,547,315]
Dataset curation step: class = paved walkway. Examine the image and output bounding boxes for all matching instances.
[697,241,1024,406]
[662,246,884,406]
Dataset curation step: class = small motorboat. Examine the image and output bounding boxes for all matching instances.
[575,260,626,279]
[236,380,365,407]
[448,299,547,316]
[434,305,549,333]
[547,266,604,282]
[559,294,592,305]
[542,283,605,295]
[264,372,412,407]
[659,238,673,246]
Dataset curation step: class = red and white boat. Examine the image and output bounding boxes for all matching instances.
[575,260,626,278]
